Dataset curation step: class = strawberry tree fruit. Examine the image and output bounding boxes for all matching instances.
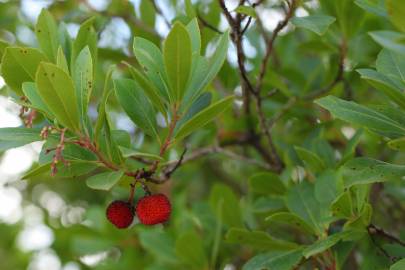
[135,193,171,225]
[106,200,134,229]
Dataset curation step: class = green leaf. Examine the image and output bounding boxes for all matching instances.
[118,146,163,160]
[73,46,93,128]
[249,172,286,195]
[242,249,303,270]
[343,157,405,187]
[340,129,363,165]
[315,96,405,138]
[286,181,323,234]
[390,259,405,270]
[22,82,53,117]
[175,92,212,130]
[72,17,97,68]
[175,231,208,269]
[35,62,80,131]
[234,6,257,18]
[0,127,46,151]
[125,63,167,117]
[314,169,339,204]
[303,231,352,258]
[58,22,73,65]
[226,228,299,251]
[163,22,192,101]
[138,228,178,264]
[86,170,124,191]
[331,191,354,218]
[386,0,405,32]
[133,37,171,102]
[388,137,405,151]
[185,0,196,18]
[175,95,234,140]
[376,49,405,83]
[356,69,405,110]
[56,46,69,73]
[291,15,336,35]
[113,78,159,140]
[355,0,387,17]
[186,18,201,55]
[369,31,405,55]
[1,47,47,95]
[183,31,230,106]
[265,212,316,235]
[35,9,59,61]
[140,0,156,27]
[295,146,326,173]
[210,183,243,228]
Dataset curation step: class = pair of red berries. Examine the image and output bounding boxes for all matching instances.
[106,193,171,228]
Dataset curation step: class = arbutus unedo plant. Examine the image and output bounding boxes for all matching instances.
[0,10,233,229]
[0,0,405,269]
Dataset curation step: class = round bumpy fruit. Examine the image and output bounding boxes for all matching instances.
[136,194,171,225]
[106,200,134,229]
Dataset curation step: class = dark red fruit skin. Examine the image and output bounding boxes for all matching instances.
[106,200,134,229]
[136,194,171,225]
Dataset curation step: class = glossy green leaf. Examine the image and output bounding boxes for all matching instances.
[1,47,47,95]
[291,15,336,35]
[331,191,354,218]
[249,172,286,195]
[56,46,69,73]
[186,18,201,55]
[355,0,387,17]
[314,169,339,204]
[113,78,159,140]
[286,181,323,234]
[175,95,234,140]
[343,157,405,187]
[133,37,171,101]
[35,9,59,61]
[163,22,192,101]
[340,129,363,165]
[125,62,167,117]
[357,69,405,109]
[140,0,156,27]
[35,62,80,131]
[183,31,230,105]
[295,146,326,173]
[316,96,405,138]
[86,170,124,191]
[176,92,211,130]
[0,127,45,151]
[175,231,208,269]
[303,231,353,258]
[386,0,405,32]
[72,17,97,67]
[210,183,243,228]
[22,82,53,117]
[376,49,405,82]
[390,259,405,270]
[265,212,316,235]
[118,146,163,160]
[73,46,93,128]
[226,228,299,251]
[138,229,178,264]
[369,31,405,55]
[242,249,303,270]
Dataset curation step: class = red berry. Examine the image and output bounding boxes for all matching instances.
[106,200,134,229]
[136,194,171,225]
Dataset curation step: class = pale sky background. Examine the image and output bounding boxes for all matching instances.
[0,0,316,269]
